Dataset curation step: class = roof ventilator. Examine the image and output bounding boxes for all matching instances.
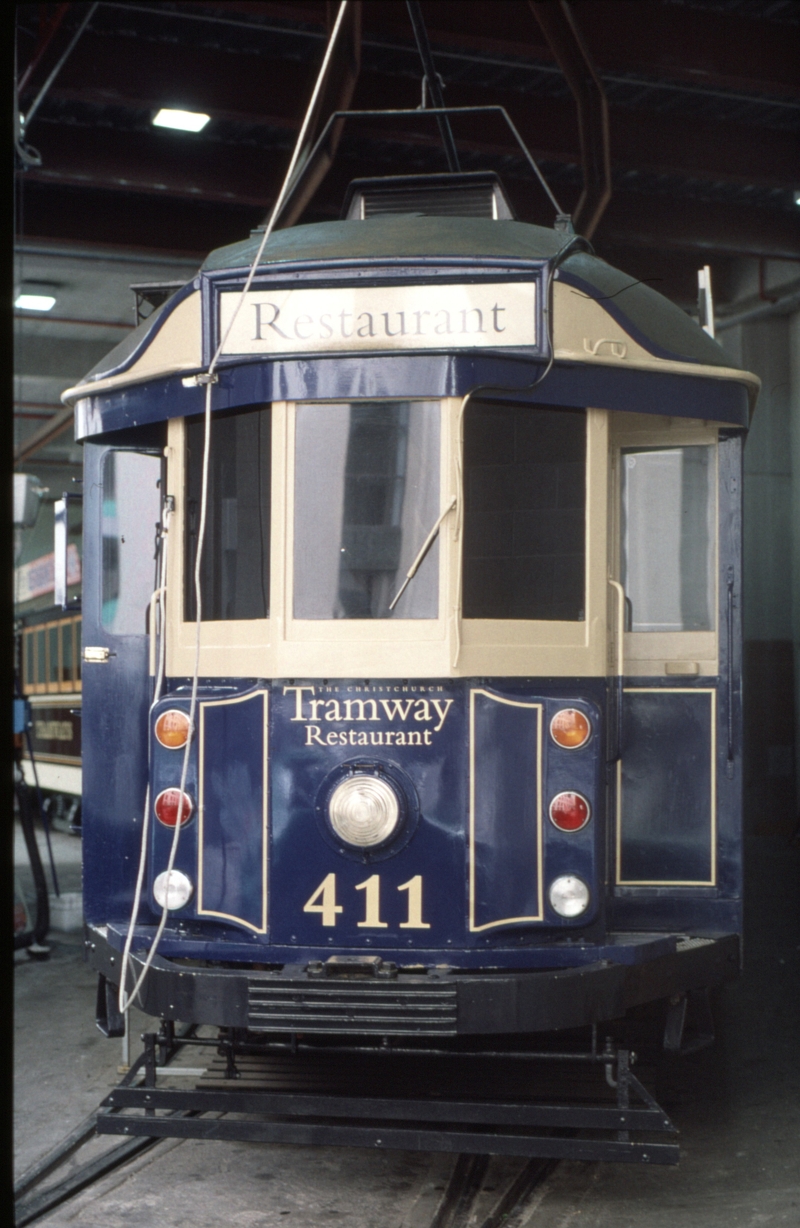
[341,172,515,221]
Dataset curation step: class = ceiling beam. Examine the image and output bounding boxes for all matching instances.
[28,29,797,195]
[22,164,800,263]
[595,193,800,261]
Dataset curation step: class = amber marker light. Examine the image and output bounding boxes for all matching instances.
[549,791,591,832]
[550,708,591,749]
[155,709,191,749]
[154,788,194,827]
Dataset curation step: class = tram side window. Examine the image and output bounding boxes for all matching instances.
[185,404,271,621]
[102,451,162,634]
[293,401,440,620]
[462,403,586,620]
[621,446,715,632]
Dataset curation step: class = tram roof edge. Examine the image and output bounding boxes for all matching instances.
[61,216,759,422]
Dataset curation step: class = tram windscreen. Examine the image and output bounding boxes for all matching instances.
[101,451,161,634]
[621,445,715,632]
[294,401,440,619]
[462,403,586,620]
[185,405,271,621]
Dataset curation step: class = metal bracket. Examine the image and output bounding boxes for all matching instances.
[307,955,399,979]
[663,988,715,1054]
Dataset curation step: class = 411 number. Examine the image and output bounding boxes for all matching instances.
[303,873,429,929]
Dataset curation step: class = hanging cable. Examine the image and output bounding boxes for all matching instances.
[119,0,353,1015]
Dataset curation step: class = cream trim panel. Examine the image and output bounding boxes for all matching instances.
[609,414,720,677]
[62,280,759,408]
[166,400,609,679]
[552,281,760,405]
[457,407,608,678]
[62,292,202,403]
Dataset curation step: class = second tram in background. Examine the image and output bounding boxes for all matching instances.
[17,606,82,833]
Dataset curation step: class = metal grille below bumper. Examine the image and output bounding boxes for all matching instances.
[247,980,458,1035]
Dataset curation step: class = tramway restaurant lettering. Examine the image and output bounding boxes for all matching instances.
[219,282,536,355]
[283,684,454,747]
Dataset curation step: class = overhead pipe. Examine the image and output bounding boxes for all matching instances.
[20,2,99,136]
[529,1,611,239]
[271,1,362,229]
[406,1,461,173]
[716,286,800,332]
[17,3,71,97]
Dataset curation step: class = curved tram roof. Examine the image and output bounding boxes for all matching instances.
[64,215,758,436]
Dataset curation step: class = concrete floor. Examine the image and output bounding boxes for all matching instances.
[14,823,800,1228]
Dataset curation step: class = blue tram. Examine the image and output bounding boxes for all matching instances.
[63,170,756,1080]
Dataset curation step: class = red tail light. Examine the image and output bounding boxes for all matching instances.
[549,791,591,832]
[154,788,193,827]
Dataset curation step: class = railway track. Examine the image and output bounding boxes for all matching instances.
[14,1029,666,1224]
[431,1154,558,1228]
[15,1131,558,1228]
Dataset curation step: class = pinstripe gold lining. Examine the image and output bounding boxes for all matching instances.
[468,688,544,930]
[616,686,717,887]
[197,689,269,932]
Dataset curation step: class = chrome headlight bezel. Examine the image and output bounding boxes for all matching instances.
[153,869,194,911]
[327,773,402,848]
[315,760,419,861]
[547,874,591,919]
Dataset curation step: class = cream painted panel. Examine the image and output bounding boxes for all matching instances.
[458,408,608,678]
[609,413,720,676]
[276,395,454,677]
[552,282,760,409]
[167,401,609,679]
[63,293,202,402]
[166,415,275,679]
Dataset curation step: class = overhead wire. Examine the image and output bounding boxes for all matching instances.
[119,0,353,1016]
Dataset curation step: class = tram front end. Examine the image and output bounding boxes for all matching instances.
[67,194,753,1049]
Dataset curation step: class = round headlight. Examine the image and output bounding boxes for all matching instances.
[154,788,193,827]
[153,869,193,911]
[155,709,191,749]
[548,875,590,918]
[550,708,591,749]
[549,791,591,832]
[328,774,401,848]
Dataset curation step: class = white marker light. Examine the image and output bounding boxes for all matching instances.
[152,108,210,133]
[548,875,590,918]
[328,775,400,847]
[15,294,56,311]
[153,869,193,910]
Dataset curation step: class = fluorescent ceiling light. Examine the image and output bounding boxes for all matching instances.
[15,294,56,311]
[794,190,800,207]
[152,108,210,133]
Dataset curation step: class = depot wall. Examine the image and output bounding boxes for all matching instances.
[720,315,799,829]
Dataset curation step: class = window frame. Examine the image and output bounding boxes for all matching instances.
[167,401,610,679]
[610,414,719,678]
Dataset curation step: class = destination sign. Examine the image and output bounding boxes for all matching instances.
[218,281,537,356]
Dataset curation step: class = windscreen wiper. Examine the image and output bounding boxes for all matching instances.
[388,496,457,612]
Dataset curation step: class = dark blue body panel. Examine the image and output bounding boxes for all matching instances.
[81,443,157,927]
[609,434,743,937]
[75,357,749,442]
[619,688,715,884]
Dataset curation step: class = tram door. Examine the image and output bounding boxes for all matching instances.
[81,444,163,923]
[610,417,742,933]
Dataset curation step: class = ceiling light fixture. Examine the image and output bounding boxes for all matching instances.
[152,108,210,133]
[15,294,56,311]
